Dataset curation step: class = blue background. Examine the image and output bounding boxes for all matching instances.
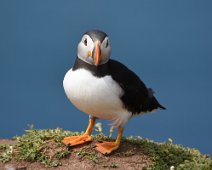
[0,1,211,155]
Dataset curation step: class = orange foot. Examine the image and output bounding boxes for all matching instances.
[62,134,92,146]
[95,141,119,155]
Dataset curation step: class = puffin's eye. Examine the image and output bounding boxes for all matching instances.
[84,38,87,46]
[105,39,109,48]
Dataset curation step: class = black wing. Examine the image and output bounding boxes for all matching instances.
[108,59,165,114]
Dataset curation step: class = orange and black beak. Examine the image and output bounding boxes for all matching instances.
[93,42,101,66]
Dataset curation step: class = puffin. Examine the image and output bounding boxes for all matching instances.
[62,30,165,154]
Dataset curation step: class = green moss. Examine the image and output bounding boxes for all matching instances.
[0,129,211,169]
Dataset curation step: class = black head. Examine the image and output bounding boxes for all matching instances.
[77,30,111,66]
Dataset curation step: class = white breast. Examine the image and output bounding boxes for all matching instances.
[63,68,131,127]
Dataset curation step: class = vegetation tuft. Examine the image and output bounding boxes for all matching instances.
[124,136,212,170]
[0,129,79,167]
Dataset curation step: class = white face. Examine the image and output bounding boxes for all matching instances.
[77,34,111,66]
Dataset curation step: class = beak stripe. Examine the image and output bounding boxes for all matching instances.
[94,42,100,66]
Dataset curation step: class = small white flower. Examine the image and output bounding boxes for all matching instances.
[94,122,102,133]
[136,136,143,140]
[9,146,13,153]
[170,165,175,170]
[109,126,114,137]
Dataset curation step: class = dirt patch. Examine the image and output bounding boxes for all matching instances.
[0,139,16,145]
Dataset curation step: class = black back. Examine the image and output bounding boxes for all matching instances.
[73,58,166,114]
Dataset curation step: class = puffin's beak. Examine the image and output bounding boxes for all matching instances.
[94,42,100,66]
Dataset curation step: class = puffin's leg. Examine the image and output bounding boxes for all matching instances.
[62,117,95,146]
[95,127,123,155]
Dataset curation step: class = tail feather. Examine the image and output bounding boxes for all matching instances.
[142,96,166,112]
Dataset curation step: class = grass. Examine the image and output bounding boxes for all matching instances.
[0,128,212,169]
